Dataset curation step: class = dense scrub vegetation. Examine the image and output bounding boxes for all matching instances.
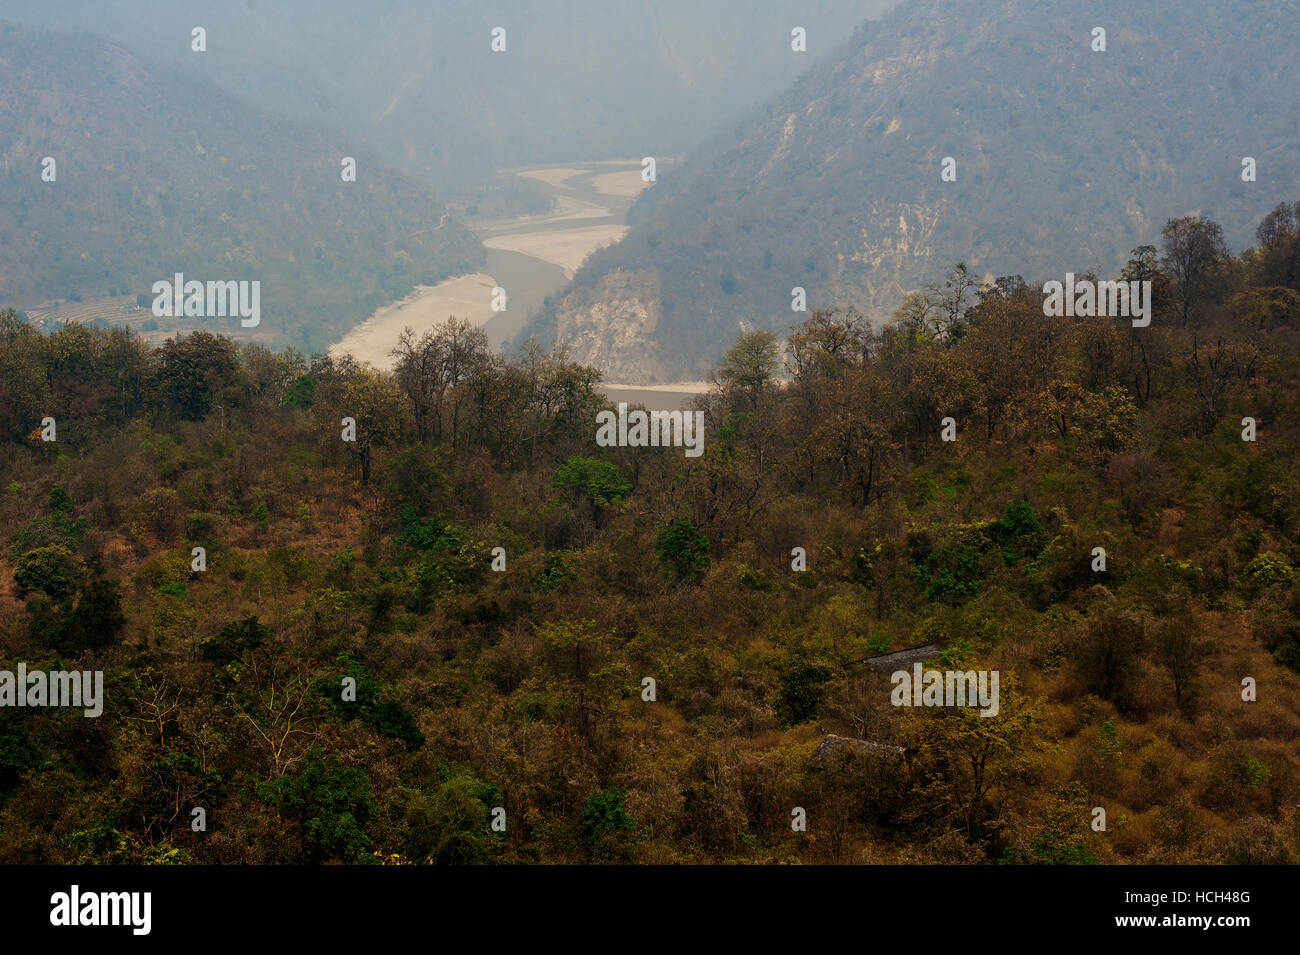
[1,204,1299,864]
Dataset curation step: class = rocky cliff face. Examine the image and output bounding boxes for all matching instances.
[552,269,666,382]
[518,0,1300,382]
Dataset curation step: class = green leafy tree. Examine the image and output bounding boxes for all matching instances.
[717,329,778,411]
[990,501,1047,564]
[0,714,40,800]
[20,556,123,654]
[200,616,270,666]
[550,456,631,518]
[153,331,239,420]
[48,485,73,515]
[777,654,832,725]
[0,310,52,441]
[1071,598,1147,707]
[428,776,503,865]
[917,541,983,602]
[14,545,86,600]
[64,563,126,652]
[902,666,1038,837]
[655,519,711,582]
[324,658,424,751]
[582,787,637,863]
[258,748,376,863]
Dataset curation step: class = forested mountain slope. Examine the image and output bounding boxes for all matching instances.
[0,26,483,353]
[520,0,1300,380]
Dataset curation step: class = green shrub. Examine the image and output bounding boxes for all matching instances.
[1243,552,1295,595]
[533,550,578,591]
[736,563,771,591]
[323,659,425,751]
[990,500,1047,564]
[867,632,892,655]
[199,616,270,666]
[8,514,87,558]
[917,542,983,601]
[1000,832,1098,865]
[135,551,191,590]
[397,508,465,551]
[655,520,711,583]
[24,562,125,654]
[186,512,217,544]
[48,485,73,515]
[776,654,831,725]
[0,713,40,799]
[582,787,637,863]
[257,749,376,863]
[549,457,631,510]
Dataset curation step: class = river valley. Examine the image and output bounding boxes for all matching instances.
[329,161,705,410]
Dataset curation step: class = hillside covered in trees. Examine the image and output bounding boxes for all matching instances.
[1,202,1298,864]
[0,25,483,354]
[522,0,1300,381]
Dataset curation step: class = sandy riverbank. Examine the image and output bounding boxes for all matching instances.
[330,160,651,370]
[329,273,498,370]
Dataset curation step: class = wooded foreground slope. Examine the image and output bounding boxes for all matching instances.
[1,203,1299,863]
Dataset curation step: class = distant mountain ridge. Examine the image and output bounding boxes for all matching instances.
[518,0,1300,381]
[0,0,899,194]
[0,24,483,352]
